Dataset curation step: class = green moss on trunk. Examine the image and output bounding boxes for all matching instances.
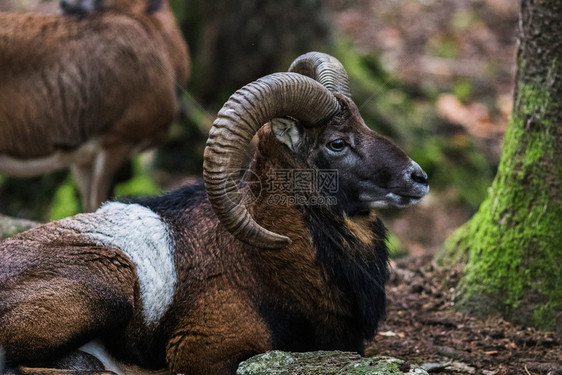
[439,0,561,331]
[450,86,561,329]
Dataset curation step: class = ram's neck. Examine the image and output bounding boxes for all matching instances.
[245,126,389,339]
[246,141,314,256]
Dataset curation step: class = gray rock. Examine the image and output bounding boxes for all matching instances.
[0,214,38,240]
[237,350,429,375]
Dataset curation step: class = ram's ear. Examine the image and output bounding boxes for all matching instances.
[271,117,302,152]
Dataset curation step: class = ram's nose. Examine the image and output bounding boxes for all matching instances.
[406,161,429,196]
[410,166,428,186]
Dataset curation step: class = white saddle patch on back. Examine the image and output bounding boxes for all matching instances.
[61,202,176,325]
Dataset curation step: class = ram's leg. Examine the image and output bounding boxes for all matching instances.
[16,349,112,374]
[87,144,134,211]
[0,152,71,177]
[166,290,272,375]
[70,140,100,212]
[71,162,93,212]
[0,244,137,368]
[17,368,113,375]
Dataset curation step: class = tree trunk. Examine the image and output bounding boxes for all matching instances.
[174,0,332,106]
[439,0,561,331]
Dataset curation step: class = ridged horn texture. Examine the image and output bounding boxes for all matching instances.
[203,72,340,249]
[289,51,352,100]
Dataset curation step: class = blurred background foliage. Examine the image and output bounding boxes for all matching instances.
[0,0,518,254]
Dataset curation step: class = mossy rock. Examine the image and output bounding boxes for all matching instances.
[237,351,428,375]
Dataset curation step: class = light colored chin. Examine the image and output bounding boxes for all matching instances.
[366,193,422,209]
[394,198,422,208]
[367,200,393,209]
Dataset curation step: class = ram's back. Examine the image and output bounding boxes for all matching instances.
[0,12,179,158]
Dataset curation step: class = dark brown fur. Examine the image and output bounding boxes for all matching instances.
[0,0,190,210]
[0,226,138,366]
[128,113,392,373]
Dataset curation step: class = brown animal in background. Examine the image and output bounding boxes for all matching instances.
[0,0,190,211]
[0,52,428,374]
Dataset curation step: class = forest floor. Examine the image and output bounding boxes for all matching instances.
[366,254,561,375]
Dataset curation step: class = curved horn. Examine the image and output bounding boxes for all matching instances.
[289,51,352,98]
[203,72,340,249]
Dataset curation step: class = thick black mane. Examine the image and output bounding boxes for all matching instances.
[129,179,206,218]
[303,203,389,341]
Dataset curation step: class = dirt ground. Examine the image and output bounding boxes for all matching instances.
[365,255,561,375]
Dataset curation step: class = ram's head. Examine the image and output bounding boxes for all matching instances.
[204,52,429,249]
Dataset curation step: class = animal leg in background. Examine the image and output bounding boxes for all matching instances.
[81,143,134,212]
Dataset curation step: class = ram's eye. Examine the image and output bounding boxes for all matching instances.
[327,139,346,152]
